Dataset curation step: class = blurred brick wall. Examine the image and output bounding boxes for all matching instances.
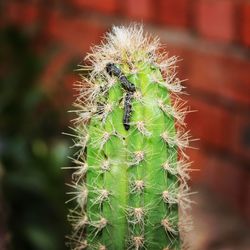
[1,0,250,221]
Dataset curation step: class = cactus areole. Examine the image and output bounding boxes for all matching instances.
[68,25,193,250]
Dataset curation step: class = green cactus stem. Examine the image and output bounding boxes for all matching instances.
[67,25,193,250]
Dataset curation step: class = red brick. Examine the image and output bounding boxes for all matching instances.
[234,115,250,161]
[40,51,78,110]
[47,11,106,53]
[5,2,39,26]
[157,0,189,28]
[123,0,154,21]
[185,97,250,162]
[5,2,22,24]
[186,98,234,149]
[22,5,39,25]
[204,155,246,213]
[70,0,118,14]
[241,3,250,47]
[195,0,235,42]
[41,50,73,91]
[189,147,247,214]
[55,73,78,109]
[169,47,250,106]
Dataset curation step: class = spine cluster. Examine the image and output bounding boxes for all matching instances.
[67,25,194,250]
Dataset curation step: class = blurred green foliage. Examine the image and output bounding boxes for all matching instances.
[0,26,72,250]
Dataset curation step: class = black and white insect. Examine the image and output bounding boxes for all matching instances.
[106,63,136,92]
[106,63,135,130]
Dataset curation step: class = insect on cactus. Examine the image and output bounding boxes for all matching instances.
[67,25,194,250]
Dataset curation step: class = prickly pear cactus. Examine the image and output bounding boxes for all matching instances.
[67,25,193,250]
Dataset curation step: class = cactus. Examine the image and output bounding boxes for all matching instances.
[67,25,193,250]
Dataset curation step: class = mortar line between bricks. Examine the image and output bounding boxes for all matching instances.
[199,143,250,172]
[58,10,250,60]
[188,87,250,114]
[5,0,250,59]
[6,1,250,60]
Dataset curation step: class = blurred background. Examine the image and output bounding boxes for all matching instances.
[0,0,249,249]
